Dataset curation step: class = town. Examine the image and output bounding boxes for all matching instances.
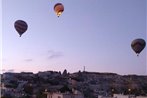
[1,70,147,98]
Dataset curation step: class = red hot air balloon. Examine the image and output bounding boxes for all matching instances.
[131,38,146,56]
[54,3,64,17]
[14,20,28,37]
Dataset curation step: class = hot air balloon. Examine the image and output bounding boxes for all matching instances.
[131,38,146,56]
[14,20,28,37]
[54,3,64,17]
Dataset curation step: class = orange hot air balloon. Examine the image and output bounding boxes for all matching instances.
[14,20,28,37]
[131,38,146,56]
[54,3,64,17]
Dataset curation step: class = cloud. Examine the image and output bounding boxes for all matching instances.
[2,69,6,71]
[1,69,15,73]
[48,50,63,59]
[7,69,15,72]
[24,59,33,62]
[0,69,6,73]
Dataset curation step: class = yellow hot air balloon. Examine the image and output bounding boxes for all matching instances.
[54,3,64,17]
[14,20,28,37]
[131,38,146,56]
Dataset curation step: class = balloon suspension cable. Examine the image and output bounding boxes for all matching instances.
[137,54,139,57]
[20,35,21,37]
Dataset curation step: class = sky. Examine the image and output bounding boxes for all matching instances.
[1,0,146,75]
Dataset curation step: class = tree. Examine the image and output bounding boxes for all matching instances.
[2,93,13,98]
[23,84,33,95]
[62,69,67,76]
[59,85,71,93]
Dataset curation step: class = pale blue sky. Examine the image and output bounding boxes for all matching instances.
[1,0,147,75]
[0,1,1,71]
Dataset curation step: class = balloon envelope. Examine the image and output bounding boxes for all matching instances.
[14,20,28,37]
[131,38,146,56]
[54,3,64,17]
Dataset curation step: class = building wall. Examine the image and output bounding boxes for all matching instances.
[98,95,113,98]
[47,93,63,98]
[113,94,137,98]
[47,93,84,98]
[137,96,147,98]
[113,94,129,98]
[64,94,84,98]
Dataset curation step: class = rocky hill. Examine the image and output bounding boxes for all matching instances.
[1,70,147,98]
[71,71,147,97]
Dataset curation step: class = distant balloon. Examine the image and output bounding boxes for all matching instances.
[54,3,64,17]
[131,38,146,56]
[14,20,28,37]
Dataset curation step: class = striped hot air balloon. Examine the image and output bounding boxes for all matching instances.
[54,3,64,17]
[131,38,146,56]
[14,20,28,37]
